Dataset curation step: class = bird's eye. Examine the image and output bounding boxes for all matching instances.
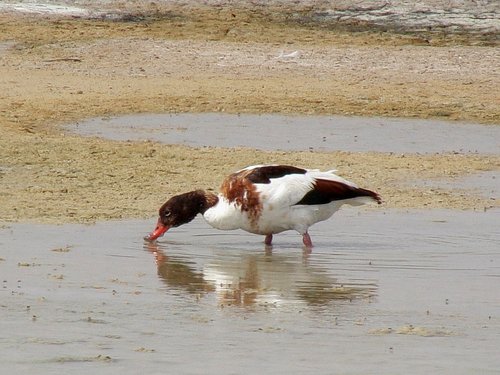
[163,210,171,217]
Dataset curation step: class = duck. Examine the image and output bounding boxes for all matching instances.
[145,164,381,248]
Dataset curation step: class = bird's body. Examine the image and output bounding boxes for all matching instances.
[145,165,381,247]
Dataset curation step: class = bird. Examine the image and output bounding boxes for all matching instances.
[144,164,381,248]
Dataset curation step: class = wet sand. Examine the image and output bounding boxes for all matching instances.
[1,209,499,374]
[0,3,499,224]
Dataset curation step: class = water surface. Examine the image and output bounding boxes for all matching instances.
[1,209,499,374]
[69,113,500,154]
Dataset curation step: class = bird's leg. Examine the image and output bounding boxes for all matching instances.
[264,234,273,246]
[302,232,313,248]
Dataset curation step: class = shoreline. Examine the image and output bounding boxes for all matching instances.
[0,10,498,224]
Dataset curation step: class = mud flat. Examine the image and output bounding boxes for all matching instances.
[1,2,499,223]
[1,1,498,39]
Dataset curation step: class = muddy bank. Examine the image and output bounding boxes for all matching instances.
[1,131,498,223]
[0,6,499,224]
[1,0,498,40]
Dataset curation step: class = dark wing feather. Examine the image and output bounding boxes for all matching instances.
[296,179,381,205]
[244,165,307,184]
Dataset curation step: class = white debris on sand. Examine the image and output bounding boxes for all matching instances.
[0,1,497,35]
[0,3,93,17]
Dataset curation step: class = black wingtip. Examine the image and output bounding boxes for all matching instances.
[360,188,382,205]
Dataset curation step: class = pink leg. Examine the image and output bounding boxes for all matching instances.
[264,234,273,246]
[302,232,313,248]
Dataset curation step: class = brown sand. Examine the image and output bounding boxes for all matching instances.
[0,8,499,224]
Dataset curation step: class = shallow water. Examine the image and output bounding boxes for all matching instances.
[414,170,500,200]
[1,209,499,374]
[69,113,500,154]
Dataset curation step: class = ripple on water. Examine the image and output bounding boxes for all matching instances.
[1,209,499,374]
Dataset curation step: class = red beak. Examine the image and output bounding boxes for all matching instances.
[144,219,170,241]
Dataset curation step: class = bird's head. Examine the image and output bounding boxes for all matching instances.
[144,190,214,241]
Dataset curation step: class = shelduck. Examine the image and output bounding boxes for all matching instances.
[145,165,381,247]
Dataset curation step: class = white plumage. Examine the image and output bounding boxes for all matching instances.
[146,164,381,248]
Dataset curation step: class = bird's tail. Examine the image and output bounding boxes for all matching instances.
[348,188,382,206]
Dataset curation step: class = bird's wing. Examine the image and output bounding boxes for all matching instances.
[250,166,380,206]
[239,165,325,207]
[220,165,307,206]
[220,165,380,208]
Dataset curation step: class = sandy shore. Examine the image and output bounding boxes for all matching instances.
[0,7,499,224]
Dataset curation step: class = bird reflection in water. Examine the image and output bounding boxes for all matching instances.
[144,242,376,308]
[145,242,215,295]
